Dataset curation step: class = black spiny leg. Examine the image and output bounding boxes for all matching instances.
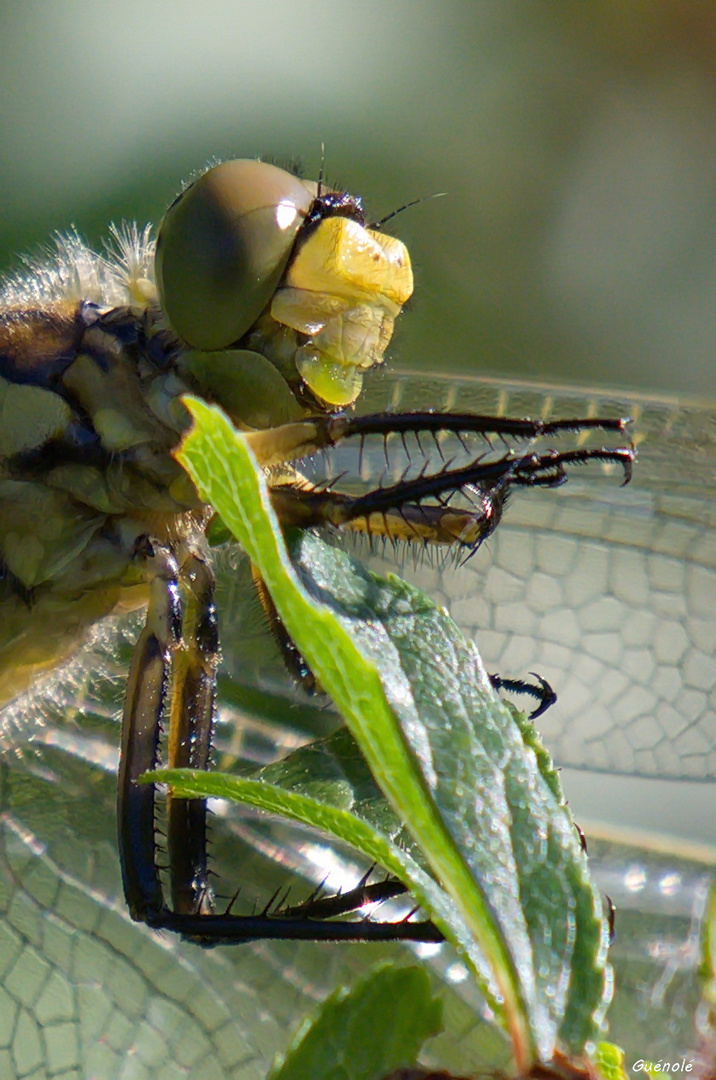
[251,562,317,693]
[117,537,182,924]
[166,554,219,917]
[269,444,632,554]
[243,411,634,472]
[489,673,557,720]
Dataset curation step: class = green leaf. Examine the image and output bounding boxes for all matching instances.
[267,964,443,1080]
[172,397,612,1068]
[593,1042,628,1080]
[696,878,716,1040]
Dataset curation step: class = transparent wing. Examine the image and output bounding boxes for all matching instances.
[354,371,716,783]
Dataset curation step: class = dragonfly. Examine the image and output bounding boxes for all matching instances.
[0,152,670,955]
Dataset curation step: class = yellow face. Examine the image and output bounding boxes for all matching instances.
[272,216,413,406]
[156,159,413,408]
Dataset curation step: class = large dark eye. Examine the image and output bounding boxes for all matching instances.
[155,160,314,350]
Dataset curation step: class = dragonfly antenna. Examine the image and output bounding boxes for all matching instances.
[370,191,447,230]
[317,142,326,199]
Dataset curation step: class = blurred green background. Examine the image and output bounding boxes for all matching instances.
[2,0,716,400]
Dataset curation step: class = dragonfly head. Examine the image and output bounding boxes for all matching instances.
[155,159,413,410]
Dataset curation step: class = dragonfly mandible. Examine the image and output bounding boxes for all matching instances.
[0,157,637,946]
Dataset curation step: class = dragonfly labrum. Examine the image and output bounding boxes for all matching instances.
[0,158,636,944]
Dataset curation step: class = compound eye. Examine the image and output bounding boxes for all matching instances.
[155,159,314,350]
